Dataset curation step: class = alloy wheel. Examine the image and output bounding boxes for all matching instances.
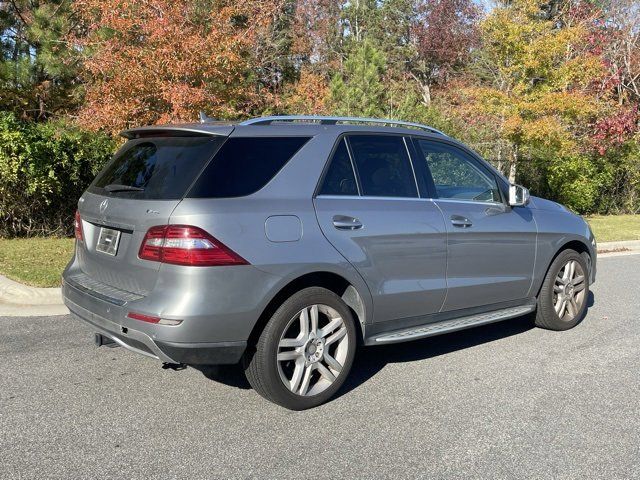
[553,259,586,321]
[277,304,349,396]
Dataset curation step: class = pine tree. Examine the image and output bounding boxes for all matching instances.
[329,40,387,118]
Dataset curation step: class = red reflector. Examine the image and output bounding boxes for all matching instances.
[138,225,248,267]
[127,312,161,323]
[74,210,83,242]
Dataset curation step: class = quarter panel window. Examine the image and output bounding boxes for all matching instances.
[319,139,358,196]
[348,135,418,198]
[415,140,501,203]
[188,136,311,198]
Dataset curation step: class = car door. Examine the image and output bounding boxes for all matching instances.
[314,134,447,324]
[412,137,537,312]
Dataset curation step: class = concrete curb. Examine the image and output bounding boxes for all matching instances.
[0,275,69,317]
[0,274,63,305]
[0,301,69,317]
[597,239,640,252]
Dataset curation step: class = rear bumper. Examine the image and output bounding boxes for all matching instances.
[63,283,246,365]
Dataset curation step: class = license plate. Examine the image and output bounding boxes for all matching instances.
[96,227,121,256]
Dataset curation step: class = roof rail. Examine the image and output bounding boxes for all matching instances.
[238,115,447,136]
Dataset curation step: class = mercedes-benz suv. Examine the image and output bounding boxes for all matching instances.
[62,115,596,410]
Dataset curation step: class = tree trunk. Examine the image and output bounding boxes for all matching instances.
[508,145,518,184]
[409,72,431,107]
[496,142,503,174]
[421,82,431,107]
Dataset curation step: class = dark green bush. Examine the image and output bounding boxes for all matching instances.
[0,112,116,237]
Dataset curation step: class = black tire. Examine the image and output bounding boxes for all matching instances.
[244,287,357,410]
[534,249,590,331]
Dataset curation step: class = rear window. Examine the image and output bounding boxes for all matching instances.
[90,136,224,200]
[187,136,311,198]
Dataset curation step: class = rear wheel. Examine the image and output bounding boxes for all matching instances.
[534,249,589,330]
[244,287,357,410]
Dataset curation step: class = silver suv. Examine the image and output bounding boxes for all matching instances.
[62,116,596,410]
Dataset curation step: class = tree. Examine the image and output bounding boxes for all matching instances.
[0,0,82,120]
[282,68,330,114]
[410,0,480,106]
[601,0,640,105]
[251,0,298,102]
[328,40,387,117]
[457,0,607,188]
[290,0,343,76]
[72,0,281,133]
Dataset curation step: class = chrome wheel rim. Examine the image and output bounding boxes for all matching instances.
[277,304,349,396]
[553,259,586,321]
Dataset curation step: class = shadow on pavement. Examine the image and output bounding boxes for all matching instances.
[338,314,535,400]
[195,291,596,400]
[196,364,251,389]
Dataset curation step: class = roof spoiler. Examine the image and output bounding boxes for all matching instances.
[120,125,234,139]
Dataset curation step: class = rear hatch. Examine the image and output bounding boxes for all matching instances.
[75,129,229,296]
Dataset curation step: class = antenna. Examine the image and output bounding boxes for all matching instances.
[199,111,215,124]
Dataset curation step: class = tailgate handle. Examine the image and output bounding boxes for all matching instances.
[333,215,363,230]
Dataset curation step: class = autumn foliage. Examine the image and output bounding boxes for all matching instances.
[73,0,282,131]
[0,0,639,221]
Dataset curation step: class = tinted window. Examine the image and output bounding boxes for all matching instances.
[188,136,310,198]
[319,139,358,196]
[91,136,223,200]
[348,135,417,198]
[415,140,501,203]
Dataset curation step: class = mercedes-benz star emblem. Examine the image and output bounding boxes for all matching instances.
[99,199,109,214]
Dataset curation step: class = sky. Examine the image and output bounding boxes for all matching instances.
[475,0,495,13]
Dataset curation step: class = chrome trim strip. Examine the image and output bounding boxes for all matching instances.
[432,198,505,207]
[316,195,434,202]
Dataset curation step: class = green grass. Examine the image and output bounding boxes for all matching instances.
[0,237,75,287]
[586,214,640,243]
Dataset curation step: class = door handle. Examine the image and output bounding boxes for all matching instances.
[333,215,363,230]
[450,215,472,228]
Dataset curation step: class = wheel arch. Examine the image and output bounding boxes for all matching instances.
[535,239,592,297]
[247,271,367,348]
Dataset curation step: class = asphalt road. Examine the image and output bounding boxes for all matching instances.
[2,255,639,479]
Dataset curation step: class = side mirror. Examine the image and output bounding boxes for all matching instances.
[509,184,530,207]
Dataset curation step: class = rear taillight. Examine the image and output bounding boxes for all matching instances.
[138,225,248,266]
[74,210,83,242]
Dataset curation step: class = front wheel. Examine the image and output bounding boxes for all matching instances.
[534,249,590,331]
[244,287,357,410]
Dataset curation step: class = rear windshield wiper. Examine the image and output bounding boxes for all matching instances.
[103,184,145,193]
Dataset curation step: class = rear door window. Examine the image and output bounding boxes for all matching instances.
[188,136,311,198]
[318,139,358,196]
[347,135,418,198]
[90,136,224,200]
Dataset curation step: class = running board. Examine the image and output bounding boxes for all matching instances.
[370,304,535,344]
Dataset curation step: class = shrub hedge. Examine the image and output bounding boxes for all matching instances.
[0,112,116,237]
